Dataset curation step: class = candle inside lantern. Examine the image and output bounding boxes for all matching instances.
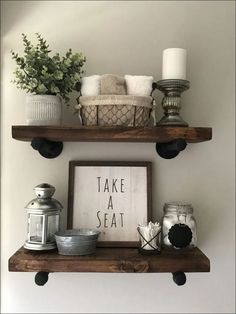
[162,48,187,80]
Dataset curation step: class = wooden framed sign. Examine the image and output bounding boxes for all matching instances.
[67,161,152,247]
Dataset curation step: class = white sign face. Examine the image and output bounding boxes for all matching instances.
[68,162,151,246]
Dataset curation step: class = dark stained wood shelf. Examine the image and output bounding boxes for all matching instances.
[12,125,212,143]
[9,246,210,273]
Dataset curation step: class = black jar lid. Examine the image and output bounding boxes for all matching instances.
[168,223,193,248]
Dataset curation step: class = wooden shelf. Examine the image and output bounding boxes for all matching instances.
[12,125,212,143]
[9,246,210,273]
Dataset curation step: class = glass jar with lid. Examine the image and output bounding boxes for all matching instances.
[162,202,197,249]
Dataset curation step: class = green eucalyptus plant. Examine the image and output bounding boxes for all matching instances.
[11,33,86,103]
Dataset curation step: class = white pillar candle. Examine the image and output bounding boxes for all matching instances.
[162,48,187,80]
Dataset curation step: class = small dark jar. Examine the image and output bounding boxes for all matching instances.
[162,202,197,249]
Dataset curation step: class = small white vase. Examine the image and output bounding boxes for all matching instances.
[26,95,62,125]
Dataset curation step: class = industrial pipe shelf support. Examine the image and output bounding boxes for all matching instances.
[34,271,186,286]
[31,137,63,159]
[156,138,187,159]
[35,271,49,286]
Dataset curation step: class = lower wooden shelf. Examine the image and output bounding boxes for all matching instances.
[9,246,210,273]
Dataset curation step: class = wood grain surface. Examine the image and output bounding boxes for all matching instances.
[9,246,210,273]
[12,125,212,143]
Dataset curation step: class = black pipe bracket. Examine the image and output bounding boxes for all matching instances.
[35,272,49,286]
[31,137,63,159]
[172,271,187,286]
[33,271,187,286]
[156,138,187,159]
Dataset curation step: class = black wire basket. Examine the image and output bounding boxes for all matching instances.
[137,226,161,255]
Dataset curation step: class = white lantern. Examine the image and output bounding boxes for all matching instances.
[24,183,63,250]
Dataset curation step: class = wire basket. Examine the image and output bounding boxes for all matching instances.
[75,95,155,127]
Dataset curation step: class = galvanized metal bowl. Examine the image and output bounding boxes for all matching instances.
[55,229,100,256]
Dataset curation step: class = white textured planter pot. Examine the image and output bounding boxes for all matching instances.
[26,95,62,125]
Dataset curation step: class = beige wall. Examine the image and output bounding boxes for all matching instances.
[1,1,235,313]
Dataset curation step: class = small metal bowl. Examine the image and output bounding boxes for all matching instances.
[55,229,100,256]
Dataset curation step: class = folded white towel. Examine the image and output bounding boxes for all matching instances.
[125,75,153,96]
[81,75,101,96]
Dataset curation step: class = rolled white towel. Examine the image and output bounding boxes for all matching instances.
[81,75,101,96]
[125,75,153,96]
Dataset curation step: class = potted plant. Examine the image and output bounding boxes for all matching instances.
[11,33,86,125]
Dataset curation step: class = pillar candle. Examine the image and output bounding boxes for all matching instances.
[162,48,187,80]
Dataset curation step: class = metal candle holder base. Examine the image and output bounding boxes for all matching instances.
[156,79,190,127]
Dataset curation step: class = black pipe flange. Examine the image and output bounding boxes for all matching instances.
[35,272,49,286]
[156,138,187,159]
[31,137,63,159]
[172,271,186,286]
